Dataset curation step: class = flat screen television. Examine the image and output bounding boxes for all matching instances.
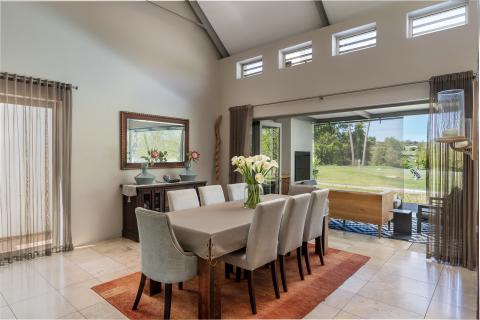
[294,151,311,182]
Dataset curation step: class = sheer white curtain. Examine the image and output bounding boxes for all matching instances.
[0,73,73,264]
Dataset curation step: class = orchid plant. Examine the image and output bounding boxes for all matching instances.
[231,155,279,208]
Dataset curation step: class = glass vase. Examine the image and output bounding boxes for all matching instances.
[244,183,264,209]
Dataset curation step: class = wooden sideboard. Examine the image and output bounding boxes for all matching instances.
[121,180,207,242]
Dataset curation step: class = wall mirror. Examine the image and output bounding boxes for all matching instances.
[120,111,189,169]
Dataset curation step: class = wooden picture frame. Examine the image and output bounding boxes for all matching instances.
[120,111,189,170]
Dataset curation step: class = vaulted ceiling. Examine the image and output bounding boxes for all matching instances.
[196,1,395,55]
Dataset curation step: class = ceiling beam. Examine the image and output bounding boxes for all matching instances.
[186,0,230,58]
[314,0,330,27]
[353,110,372,119]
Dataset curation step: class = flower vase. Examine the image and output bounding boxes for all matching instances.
[244,183,263,209]
[179,162,197,181]
[135,163,155,185]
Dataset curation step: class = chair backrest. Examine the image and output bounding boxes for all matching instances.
[303,189,329,241]
[135,208,197,283]
[246,198,286,269]
[226,183,247,201]
[198,185,226,206]
[298,180,317,185]
[167,189,200,211]
[288,184,318,196]
[277,194,311,255]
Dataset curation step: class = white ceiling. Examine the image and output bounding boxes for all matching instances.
[197,1,395,55]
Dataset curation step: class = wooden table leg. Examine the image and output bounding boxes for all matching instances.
[198,258,222,319]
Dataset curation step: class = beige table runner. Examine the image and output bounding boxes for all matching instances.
[167,194,288,260]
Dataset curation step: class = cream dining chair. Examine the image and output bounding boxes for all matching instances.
[302,189,329,274]
[221,198,286,314]
[277,193,311,292]
[198,185,226,206]
[167,189,199,211]
[226,182,247,201]
[133,208,197,319]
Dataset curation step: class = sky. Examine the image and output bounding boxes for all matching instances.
[368,114,428,142]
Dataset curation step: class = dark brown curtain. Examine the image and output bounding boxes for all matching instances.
[229,105,253,183]
[427,71,478,270]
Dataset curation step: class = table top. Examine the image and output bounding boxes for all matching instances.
[167,194,288,260]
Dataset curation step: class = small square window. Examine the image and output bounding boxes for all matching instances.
[333,23,377,56]
[236,56,263,79]
[408,2,467,38]
[279,42,312,69]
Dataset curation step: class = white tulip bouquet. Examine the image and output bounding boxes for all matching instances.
[231,155,279,208]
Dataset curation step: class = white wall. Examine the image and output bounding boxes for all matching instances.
[218,0,478,185]
[1,2,220,245]
[290,118,313,181]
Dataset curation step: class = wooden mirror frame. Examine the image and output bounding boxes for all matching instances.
[120,111,189,170]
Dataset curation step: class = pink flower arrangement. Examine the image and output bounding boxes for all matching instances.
[185,150,200,167]
[142,148,167,165]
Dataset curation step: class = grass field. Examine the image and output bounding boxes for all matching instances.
[315,165,427,203]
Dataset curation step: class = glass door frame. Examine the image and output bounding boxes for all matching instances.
[259,120,282,194]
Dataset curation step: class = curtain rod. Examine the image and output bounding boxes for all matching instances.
[1,74,78,90]
[253,79,430,107]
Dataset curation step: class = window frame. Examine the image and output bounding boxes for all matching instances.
[407,2,468,38]
[278,41,313,69]
[332,23,377,56]
[236,56,263,79]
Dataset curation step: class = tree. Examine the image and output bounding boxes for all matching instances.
[362,122,371,166]
[348,124,355,165]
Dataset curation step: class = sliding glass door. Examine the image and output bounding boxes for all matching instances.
[259,121,282,194]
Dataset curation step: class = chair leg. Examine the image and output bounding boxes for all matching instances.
[132,273,146,310]
[279,255,288,292]
[302,242,312,275]
[235,266,242,282]
[318,238,325,266]
[270,261,280,299]
[225,263,231,279]
[178,282,183,290]
[296,247,304,280]
[315,236,321,254]
[246,270,257,314]
[164,283,172,319]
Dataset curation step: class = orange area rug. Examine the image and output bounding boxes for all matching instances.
[92,247,369,319]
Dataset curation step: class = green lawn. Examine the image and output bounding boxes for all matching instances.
[315,165,427,203]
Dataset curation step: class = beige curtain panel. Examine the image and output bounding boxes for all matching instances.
[427,71,478,270]
[229,105,253,183]
[0,73,73,264]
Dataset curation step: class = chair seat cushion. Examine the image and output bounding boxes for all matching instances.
[221,248,251,270]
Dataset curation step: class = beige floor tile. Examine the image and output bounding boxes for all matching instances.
[304,302,340,319]
[352,263,381,281]
[10,291,75,319]
[94,267,134,283]
[109,251,141,270]
[60,278,103,310]
[438,266,478,296]
[324,288,355,309]
[58,311,86,319]
[64,248,105,265]
[425,300,477,319]
[358,281,431,315]
[334,310,362,319]
[78,257,126,277]
[39,264,94,289]
[79,302,127,319]
[431,283,478,311]
[370,271,436,298]
[0,306,16,319]
[338,275,367,294]
[343,295,423,319]
[379,260,442,284]
[0,294,7,308]
[407,242,427,254]
[0,271,56,305]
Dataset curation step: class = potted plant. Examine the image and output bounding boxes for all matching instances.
[231,155,278,208]
[180,150,200,181]
[134,148,168,185]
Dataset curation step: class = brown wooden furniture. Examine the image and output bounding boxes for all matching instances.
[281,175,290,195]
[121,181,207,242]
[328,189,394,238]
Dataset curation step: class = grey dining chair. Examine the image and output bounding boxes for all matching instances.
[133,208,197,319]
[288,184,317,195]
[221,198,286,314]
[277,193,311,292]
[167,189,199,211]
[198,185,226,206]
[302,189,329,274]
[226,182,247,201]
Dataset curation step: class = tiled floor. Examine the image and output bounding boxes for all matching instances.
[0,231,477,319]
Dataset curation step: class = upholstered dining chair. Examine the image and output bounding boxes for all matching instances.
[221,198,286,314]
[226,182,247,201]
[198,185,226,206]
[167,189,199,211]
[288,184,317,195]
[302,189,329,274]
[277,193,310,292]
[133,208,197,319]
